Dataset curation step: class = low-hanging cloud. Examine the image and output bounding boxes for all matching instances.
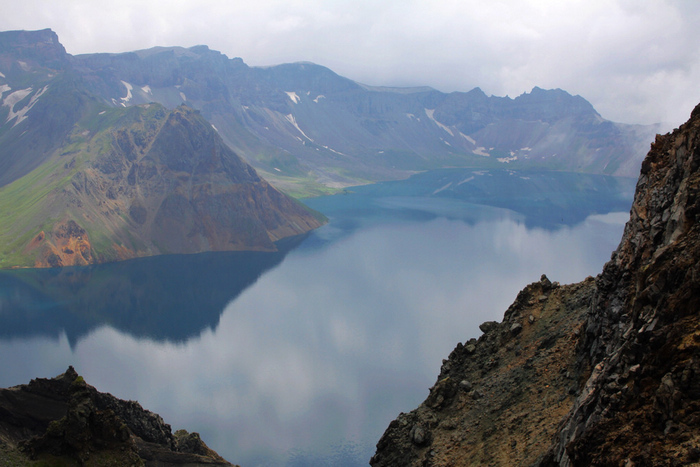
[1,0,699,126]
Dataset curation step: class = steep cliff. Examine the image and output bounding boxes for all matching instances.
[0,367,236,466]
[371,105,700,465]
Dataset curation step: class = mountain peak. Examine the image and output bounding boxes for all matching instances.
[0,28,67,68]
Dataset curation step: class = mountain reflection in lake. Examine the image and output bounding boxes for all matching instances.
[0,170,634,466]
[0,236,305,346]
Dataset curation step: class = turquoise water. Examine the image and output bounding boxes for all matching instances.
[0,169,634,466]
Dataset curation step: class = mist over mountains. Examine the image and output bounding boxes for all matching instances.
[1,29,658,194]
[0,28,662,268]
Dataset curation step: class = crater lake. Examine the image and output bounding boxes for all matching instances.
[0,169,636,466]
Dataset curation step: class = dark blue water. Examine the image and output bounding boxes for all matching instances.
[0,169,635,466]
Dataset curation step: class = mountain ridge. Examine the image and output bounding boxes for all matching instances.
[0,29,657,197]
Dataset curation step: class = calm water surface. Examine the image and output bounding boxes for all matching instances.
[0,169,635,466]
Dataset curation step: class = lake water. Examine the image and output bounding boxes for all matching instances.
[0,169,636,466]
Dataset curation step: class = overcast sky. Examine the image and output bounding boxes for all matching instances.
[1,0,699,127]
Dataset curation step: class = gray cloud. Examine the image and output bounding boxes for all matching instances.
[1,0,699,126]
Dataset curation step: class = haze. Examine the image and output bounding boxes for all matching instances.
[1,0,699,127]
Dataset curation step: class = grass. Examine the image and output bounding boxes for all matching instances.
[0,103,168,268]
[258,169,347,198]
[0,157,80,267]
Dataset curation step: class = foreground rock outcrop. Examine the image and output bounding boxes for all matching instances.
[0,367,236,466]
[371,105,700,466]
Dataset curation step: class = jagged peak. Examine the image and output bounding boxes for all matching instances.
[466,86,487,98]
[357,82,437,94]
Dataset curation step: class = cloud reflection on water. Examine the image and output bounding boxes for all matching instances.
[0,211,627,465]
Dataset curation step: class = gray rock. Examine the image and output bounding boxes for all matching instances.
[510,323,523,335]
[479,321,499,333]
[410,424,427,446]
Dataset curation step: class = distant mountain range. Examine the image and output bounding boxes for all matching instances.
[2,29,659,192]
[0,28,659,267]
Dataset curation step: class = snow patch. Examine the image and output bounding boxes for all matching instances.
[520,147,532,151]
[424,108,454,136]
[313,95,325,103]
[0,71,5,78]
[497,155,518,163]
[520,176,531,180]
[457,176,474,185]
[179,92,187,102]
[3,88,32,109]
[0,84,11,96]
[460,132,476,145]
[211,124,218,132]
[432,182,453,195]
[321,144,347,156]
[120,81,133,104]
[473,147,490,157]
[274,167,282,172]
[285,113,314,142]
[3,86,49,126]
[141,85,152,94]
[286,91,300,104]
[17,61,29,71]
[99,111,106,115]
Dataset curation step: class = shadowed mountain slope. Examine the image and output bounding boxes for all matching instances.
[0,366,237,466]
[0,101,323,268]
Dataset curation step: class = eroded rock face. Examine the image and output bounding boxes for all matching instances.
[542,103,700,467]
[30,220,93,268]
[0,367,236,466]
[371,276,595,466]
[372,104,700,466]
[12,104,325,268]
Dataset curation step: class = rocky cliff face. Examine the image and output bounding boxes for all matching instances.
[0,367,236,466]
[371,105,700,465]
